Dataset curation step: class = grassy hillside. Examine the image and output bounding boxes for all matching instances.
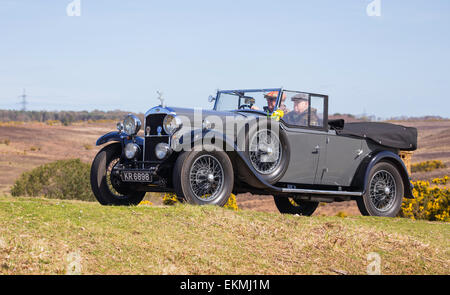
[0,196,448,275]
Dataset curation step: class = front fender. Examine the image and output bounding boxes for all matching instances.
[96,131,126,146]
[172,128,284,190]
[352,150,414,199]
[96,132,144,147]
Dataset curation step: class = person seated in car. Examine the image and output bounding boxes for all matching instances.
[283,93,319,126]
[251,91,288,113]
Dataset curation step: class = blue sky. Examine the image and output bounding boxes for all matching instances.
[0,0,449,118]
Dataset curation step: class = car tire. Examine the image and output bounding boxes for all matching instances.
[356,161,404,217]
[238,120,290,187]
[90,143,146,206]
[173,148,234,206]
[273,196,319,216]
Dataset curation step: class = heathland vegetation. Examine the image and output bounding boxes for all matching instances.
[9,159,449,222]
[0,109,141,126]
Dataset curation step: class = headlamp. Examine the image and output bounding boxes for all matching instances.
[163,115,182,135]
[123,114,141,135]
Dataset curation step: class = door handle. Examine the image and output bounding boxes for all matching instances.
[312,145,320,154]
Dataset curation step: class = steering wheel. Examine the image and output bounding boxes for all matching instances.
[238,104,252,110]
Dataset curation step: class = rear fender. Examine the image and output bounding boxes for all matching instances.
[352,150,414,198]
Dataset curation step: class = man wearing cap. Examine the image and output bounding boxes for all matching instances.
[283,93,319,126]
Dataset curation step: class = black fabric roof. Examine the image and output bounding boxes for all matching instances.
[333,122,417,151]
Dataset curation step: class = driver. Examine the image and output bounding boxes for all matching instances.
[251,91,288,113]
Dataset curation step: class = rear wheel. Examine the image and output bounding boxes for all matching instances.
[173,149,234,206]
[90,143,145,206]
[273,196,319,216]
[356,161,404,217]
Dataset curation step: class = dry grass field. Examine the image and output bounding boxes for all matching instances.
[0,119,449,216]
[0,196,448,275]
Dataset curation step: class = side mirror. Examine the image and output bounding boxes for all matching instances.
[208,95,216,103]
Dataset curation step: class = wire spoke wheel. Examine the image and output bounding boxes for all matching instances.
[106,157,126,199]
[369,170,396,212]
[249,129,282,174]
[189,155,224,202]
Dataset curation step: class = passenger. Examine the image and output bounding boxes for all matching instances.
[283,93,319,126]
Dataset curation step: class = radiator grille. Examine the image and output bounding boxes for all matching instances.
[144,136,170,161]
[145,114,168,136]
[144,113,170,162]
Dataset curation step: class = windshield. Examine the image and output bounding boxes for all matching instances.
[215,89,282,113]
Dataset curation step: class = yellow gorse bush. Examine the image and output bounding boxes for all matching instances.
[223,193,239,211]
[162,192,179,205]
[432,176,448,185]
[399,176,450,222]
[411,160,446,173]
[138,200,153,206]
[162,192,239,210]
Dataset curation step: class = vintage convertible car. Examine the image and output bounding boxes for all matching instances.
[90,88,417,217]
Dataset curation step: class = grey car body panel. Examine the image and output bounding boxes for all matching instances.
[318,133,364,186]
[124,85,414,200]
[161,106,414,198]
[278,126,325,184]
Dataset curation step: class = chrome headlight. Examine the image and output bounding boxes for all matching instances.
[163,115,182,135]
[155,142,171,160]
[124,143,140,159]
[123,114,141,135]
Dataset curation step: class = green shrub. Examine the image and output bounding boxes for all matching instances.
[11,159,95,202]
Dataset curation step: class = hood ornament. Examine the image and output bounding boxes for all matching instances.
[157,91,166,108]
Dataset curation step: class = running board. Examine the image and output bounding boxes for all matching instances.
[280,187,363,197]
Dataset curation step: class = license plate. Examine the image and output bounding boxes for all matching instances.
[120,171,152,182]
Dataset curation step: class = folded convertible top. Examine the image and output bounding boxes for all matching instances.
[333,121,418,151]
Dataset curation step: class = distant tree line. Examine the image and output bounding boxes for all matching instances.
[331,113,447,122]
[0,109,143,125]
[1,109,445,125]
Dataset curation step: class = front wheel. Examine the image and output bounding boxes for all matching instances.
[356,161,404,217]
[173,149,234,206]
[90,143,145,206]
[273,196,319,216]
